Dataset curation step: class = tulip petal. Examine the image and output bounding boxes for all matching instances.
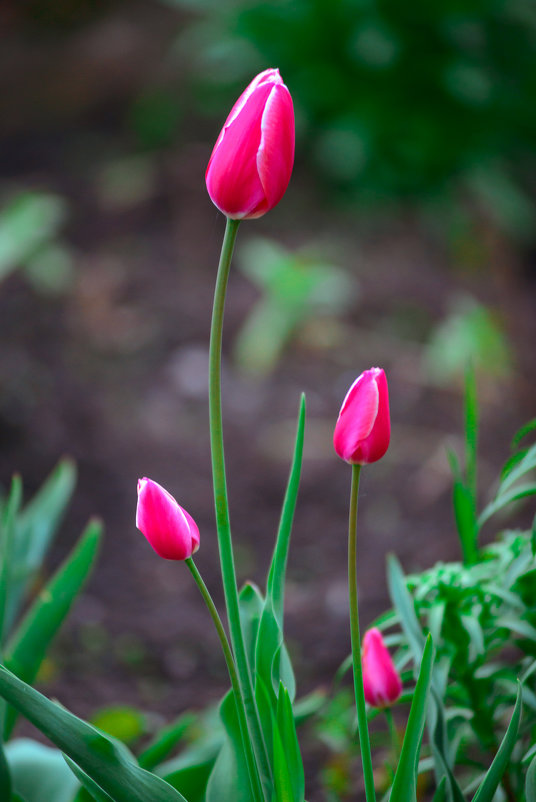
[334,374,379,462]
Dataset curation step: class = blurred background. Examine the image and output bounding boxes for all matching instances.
[0,0,535,797]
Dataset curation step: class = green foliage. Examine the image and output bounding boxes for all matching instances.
[234,240,354,377]
[0,191,73,294]
[5,739,79,802]
[166,0,536,225]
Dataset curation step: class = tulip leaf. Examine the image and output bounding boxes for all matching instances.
[0,476,22,647]
[0,737,11,802]
[389,634,434,802]
[386,554,426,661]
[65,755,114,802]
[267,393,305,625]
[4,520,102,739]
[6,460,76,633]
[526,754,536,800]
[158,730,221,802]
[274,684,304,802]
[238,582,264,675]
[471,682,522,802]
[5,739,78,802]
[0,665,187,802]
[138,712,197,771]
[206,691,253,802]
[431,777,447,802]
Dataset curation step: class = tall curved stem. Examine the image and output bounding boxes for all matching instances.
[348,464,376,802]
[208,217,271,797]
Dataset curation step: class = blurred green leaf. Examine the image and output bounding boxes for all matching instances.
[471,683,522,802]
[138,712,196,771]
[90,706,145,747]
[274,685,304,802]
[6,460,77,633]
[5,739,77,802]
[4,520,102,738]
[0,193,67,282]
[0,665,187,802]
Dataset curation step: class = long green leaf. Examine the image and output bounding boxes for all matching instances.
[471,683,522,802]
[7,460,76,631]
[0,665,187,802]
[4,520,102,738]
[267,394,305,624]
[0,476,22,647]
[478,482,536,527]
[389,635,434,802]
[206,691,253,802]
[138,713,196,771]
[5,739,78,802]
[526,754,536,800]
[386,555,425,661]
[65,755,115,802]
[275,685,304,802]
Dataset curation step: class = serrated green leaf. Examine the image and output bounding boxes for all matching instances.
[471,683,522,802]
[389,635,434,802]
[0,665,187,802]
[5,739,78,802]
[4,521,102,738]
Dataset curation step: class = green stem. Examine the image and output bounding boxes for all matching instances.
[348,464,376,802]
[185,558,263,802]
[208,217,272,796]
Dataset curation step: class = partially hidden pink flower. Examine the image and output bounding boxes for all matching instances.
[362,628,402,708]
[333,367,390,465]
[136,478,200,560]
[205,68,295,220]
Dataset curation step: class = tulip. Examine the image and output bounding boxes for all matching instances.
[205,68,295,220]
[136,477,200,560]
[333,367,390,464]
[362,628,402,708]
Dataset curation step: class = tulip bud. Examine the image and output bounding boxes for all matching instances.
[136,478,200,560]
[206,68,295,220]
[333,367,390,465]
[362,628,402,708]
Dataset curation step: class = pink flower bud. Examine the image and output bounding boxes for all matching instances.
[333,367,390,465]
[362,628,402,708]
[136,478,200,561]
[205,68,295,220]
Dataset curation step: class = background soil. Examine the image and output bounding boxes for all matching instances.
[1,2,535,799]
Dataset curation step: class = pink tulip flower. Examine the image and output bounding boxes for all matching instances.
[362,628,402,708]
[136,478,200,560]
[333,367,390,465]
[206,68,295,220]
